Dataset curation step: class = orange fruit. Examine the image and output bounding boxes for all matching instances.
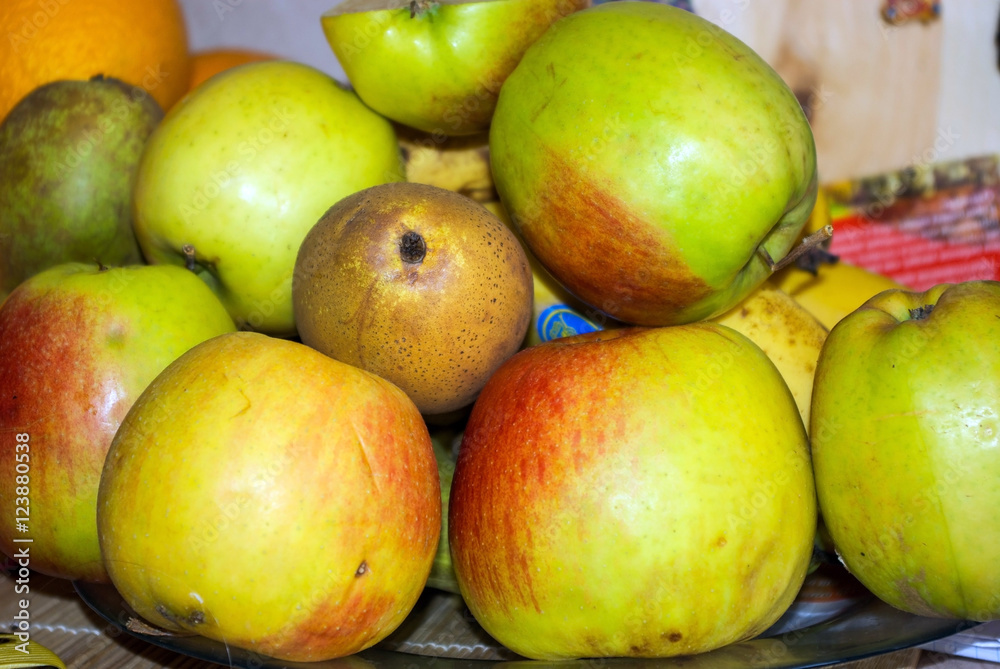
[0,0,191,121]
[188,48,277,92]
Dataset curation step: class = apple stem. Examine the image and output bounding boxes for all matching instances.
[409,0,434,18]
[759,225,834,275]
[182,244,197,273]
[95,258,108,272]
[400,231,427,264]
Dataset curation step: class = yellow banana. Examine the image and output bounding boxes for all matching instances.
[398,126,496,203]
[802,183,832,236]
[712,281,828,428]
[773,260,907,330]
[774,182,907,329]
[0,634,66,669]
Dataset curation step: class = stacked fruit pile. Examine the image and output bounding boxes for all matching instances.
[1,0,998,665]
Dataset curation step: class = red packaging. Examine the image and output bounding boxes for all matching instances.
[825,154,1000,290]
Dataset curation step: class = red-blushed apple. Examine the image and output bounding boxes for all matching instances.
[0,262,236,582]
[449,324,816,660]
[490,2,817,326]
[96,331,441,662]
[321,0,589,136]
[811,281,1000,620]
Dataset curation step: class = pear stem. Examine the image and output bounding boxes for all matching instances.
[759,225,834,274]
[182,244,197,273]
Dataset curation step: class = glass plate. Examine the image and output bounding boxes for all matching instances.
[74,563,977,669]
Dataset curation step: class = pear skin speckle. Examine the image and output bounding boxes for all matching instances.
[294,182,533,414]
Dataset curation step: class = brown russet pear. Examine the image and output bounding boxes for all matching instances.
[293,182,532,416]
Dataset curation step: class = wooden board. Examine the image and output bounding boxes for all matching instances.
[693,0,1000,182]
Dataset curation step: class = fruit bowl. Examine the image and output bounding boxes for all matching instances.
[73,563,976,669]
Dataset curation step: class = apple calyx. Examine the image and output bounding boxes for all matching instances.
[125,615,194,638]
[153,602,206,629]
[758,225,834,275]
[400,230,427,264]
[409,0,437,18]
[909,304,935,320]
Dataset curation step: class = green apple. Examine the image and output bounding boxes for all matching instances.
[811,281,1000,620]
[0,262,236,582]
[321,0,589,136]
[133,60,405,336]
[490,2,817,326]
[426,424,461,594]
[449,325,816,659]
[97,332,441,662]
[0,76,162,299]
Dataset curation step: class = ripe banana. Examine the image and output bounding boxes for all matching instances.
[712,281,828,428]
[398,126,496,203]
[0,634,66,669]
[777,183,907,329]
[773,260,907,330]
[802,182,832,236]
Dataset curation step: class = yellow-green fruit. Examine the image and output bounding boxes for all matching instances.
[811,282,1000,620]
[490,2,817,326]
[773,260,906,330]
[450,325,816,659]
[712,281,827,427]
[0,77,160,298]
[96,332,440,662]
[133,61,404,336]
[293,183,533,415]
[322,0,589,135]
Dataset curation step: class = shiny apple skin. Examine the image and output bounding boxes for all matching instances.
[133,61,404,336]
[97,332,441,662]
[0,262,236,582]
[490,3,817,326]
[449,325,816,660]
[811,281,1000,621]
[323,0,589,136]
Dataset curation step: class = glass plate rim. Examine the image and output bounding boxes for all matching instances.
[73,579,979,669]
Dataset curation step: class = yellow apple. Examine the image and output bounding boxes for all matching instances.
[450,325,816,659]
[97,332,441,661]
